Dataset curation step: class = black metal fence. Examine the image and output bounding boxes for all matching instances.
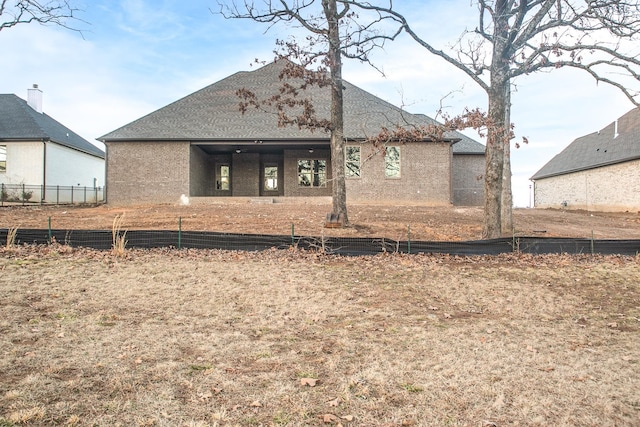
[0,183,104,206]
[2,228,639,256]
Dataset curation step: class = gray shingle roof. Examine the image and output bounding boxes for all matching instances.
[531,108,640,180]
[452,133,486,154]
[100,60,484,152]
[413,114,485,154]
[0,94,105,158]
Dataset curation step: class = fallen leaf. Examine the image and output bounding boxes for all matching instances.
[321,413,338,423]
[341,415,354,421]
[301,377,318,387]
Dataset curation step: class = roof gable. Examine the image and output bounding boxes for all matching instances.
[0,94,105,158]
[413,114,485,154]
[531,108,640,180]
[100,60,483,149]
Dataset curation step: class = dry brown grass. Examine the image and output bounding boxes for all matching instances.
[111,214,128,258]
[2,201,640,241]
[5,226,18,249]
[1,246,639,426]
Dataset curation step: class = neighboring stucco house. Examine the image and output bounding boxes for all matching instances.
[0,86,105,202]
[531,108,640,211]
[100,60,485,205]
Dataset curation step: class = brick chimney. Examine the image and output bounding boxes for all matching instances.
[27,84,43,113]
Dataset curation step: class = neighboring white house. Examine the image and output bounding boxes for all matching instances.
[531,108,640,212]
[0,86,105,203]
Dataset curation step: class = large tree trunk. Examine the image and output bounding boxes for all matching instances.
[501,85,513,234]
[482,0,509,239]
[483,84,507,239]
[323,0,349,224]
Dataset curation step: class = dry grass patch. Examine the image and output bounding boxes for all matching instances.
[111,214,127,258]
[4,227,18,250]
[0,247,639,426]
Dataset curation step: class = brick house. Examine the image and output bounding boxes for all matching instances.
[100,60,484,205]
[0,86,105,202]
[531,108,640,211]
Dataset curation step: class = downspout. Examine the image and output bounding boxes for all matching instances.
[104,143,108,203]
[42,139,47,202]
[449,140,455,205]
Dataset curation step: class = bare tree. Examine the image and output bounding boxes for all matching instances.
[219,0,402,225]
[0,0,80,32]
[357,0,640,238]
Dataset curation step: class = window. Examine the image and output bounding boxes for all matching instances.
[384,146,400,178]
[298,159,326,187]
[345,146,360,178]
[217,164,230,190]
[264,165,278,191]
[0,145,6,173]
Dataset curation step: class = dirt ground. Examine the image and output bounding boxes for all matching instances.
[2,199,640,241]
[0,247,639,426]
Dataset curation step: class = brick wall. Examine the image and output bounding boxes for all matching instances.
[534,159,640,211]
[189,146,210,196]
[106,141,190,205]
[231,152,260,197]
[452,154,484,206]
[106,140,481,206]
[345,141,453,204]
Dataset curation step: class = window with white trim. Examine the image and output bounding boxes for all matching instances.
[264,165,278,191]
[384,146,400,178]
[297,159,326,187]
[217,164,230,190]
[345,146,361,178]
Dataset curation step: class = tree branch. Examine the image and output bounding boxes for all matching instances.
[351,1,491,92]
[0,0,82,34]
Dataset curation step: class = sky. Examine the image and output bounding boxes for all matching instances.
[0,0,636,207]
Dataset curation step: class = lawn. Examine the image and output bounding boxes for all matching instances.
[1,244,639,426]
